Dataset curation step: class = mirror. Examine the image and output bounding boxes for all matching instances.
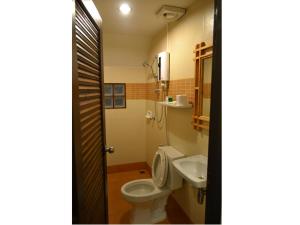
[193,42,213,130]
[202,57,212,117]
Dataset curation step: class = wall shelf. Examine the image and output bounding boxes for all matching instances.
[158,101,192,108]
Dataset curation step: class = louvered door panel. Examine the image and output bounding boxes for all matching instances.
[73,0,107,224]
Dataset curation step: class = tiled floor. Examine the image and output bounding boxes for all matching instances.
[108,169,192,224]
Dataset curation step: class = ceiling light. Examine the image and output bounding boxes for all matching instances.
[119,3,131,15]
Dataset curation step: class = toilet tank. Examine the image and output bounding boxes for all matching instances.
[159,145,184,190]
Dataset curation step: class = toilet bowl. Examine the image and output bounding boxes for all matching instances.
[121,146,184,224]
[121,179,171,224]
[122,179,171,203]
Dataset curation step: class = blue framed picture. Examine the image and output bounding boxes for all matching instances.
[104,83,126,109]
[114,96,125,108]
[114,84,125,96]
[104,84,113,96]
[104,96,113,109]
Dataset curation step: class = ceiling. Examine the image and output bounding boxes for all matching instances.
[93,0,196,37]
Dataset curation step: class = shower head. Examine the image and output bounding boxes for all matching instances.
[142,62,150,67]
[142,60,157,79]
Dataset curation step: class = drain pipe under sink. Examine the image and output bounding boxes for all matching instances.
[197,188,207,204]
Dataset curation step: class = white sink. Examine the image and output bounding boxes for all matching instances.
[172,154,208,188]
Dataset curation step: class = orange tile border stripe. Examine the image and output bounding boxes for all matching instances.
[125,78,207,104]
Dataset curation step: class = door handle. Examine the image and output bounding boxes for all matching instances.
[105,146,115,154]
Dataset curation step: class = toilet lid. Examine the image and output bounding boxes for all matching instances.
[152,149,168,188]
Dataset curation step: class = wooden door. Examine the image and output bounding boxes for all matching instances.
[205,0,222,223]
[72,0,108,223]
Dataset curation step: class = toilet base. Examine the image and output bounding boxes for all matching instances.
[151,210,167,224]
[129,195,169,224]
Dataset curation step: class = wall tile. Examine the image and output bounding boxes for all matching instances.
[125,78,200,104]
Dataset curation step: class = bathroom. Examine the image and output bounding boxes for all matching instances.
[72,0,220,224]
[4,0,300,224]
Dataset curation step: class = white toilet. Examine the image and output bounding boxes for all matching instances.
[121,146,184,224]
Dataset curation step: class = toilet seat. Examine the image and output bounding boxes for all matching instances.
[152,149,168,188]
[121,179,171,203]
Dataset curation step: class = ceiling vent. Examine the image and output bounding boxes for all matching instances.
[156,5,186,22]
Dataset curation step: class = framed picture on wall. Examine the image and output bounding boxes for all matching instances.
[114,84,125,96]
[104,83,126,109]
[104,96,113,109]
[114,96,126,108]
[104,84,113,96]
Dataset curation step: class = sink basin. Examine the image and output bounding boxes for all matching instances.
[172,154,207,188]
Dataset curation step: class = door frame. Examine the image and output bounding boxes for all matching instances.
[72,0,108,223]
[205,0,222,223]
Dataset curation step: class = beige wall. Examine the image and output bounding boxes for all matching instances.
[103,33,151,67]
[145,0,214,223]
[105,99,146,166]
[104,66,147,84]
[103,33,149,166]
[104,67,147,166]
